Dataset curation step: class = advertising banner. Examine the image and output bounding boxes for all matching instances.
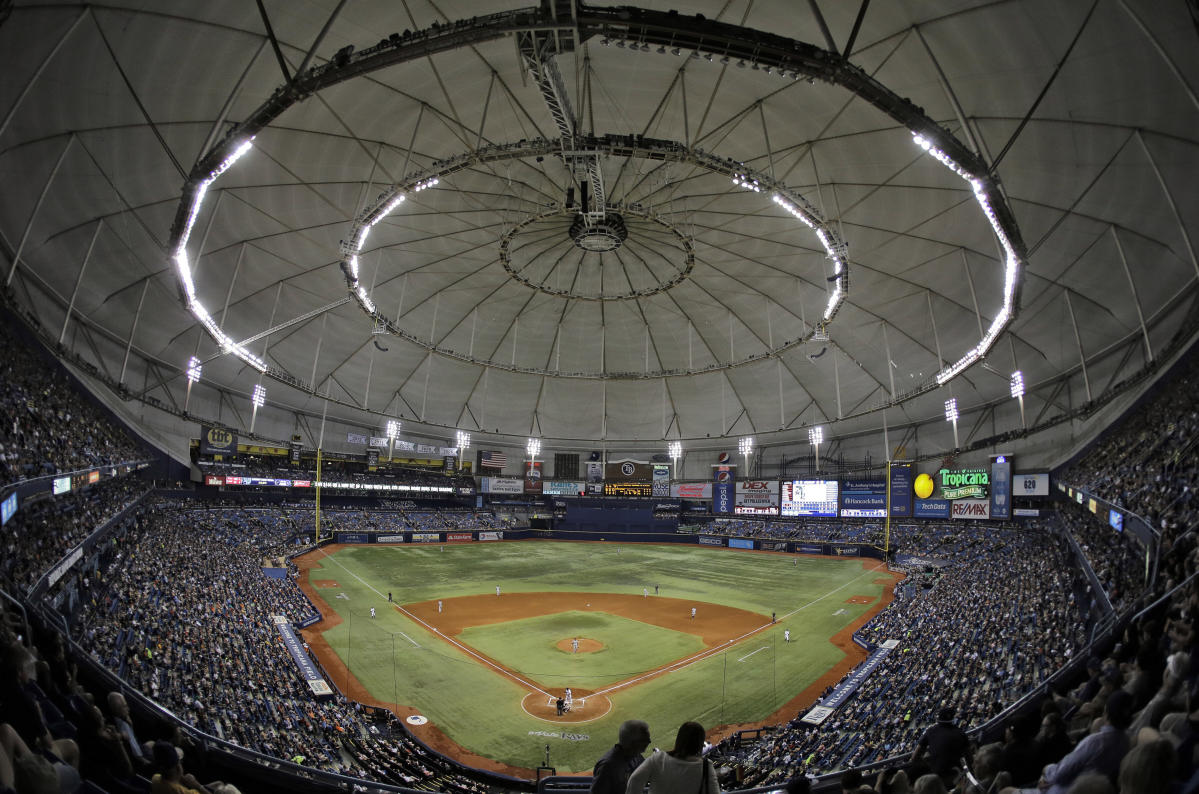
[543,481,583,496]
[840,478,887,518]
[735,480,779,515]
[524,461,543,494]
[831,545,861,557]
[478,531,504,541]
[1013,473,1050,496]
[411,533,440,543]
[951,499,991,519]
[272,616,332,697]
[913,499,951,519]
[713,481,734,514]
[820,645,893,710]
[938,468,989,499]
[797,543,825,555]
[585,461,603,483]
[652,465,671,497]
[446,532,473,542]
[376,534,406,544]
[990,456,1012,520]
[366,448,379,467]
[484,478,524,495]
[347,432,368,445]
[728,538,755,550]
[672,482,712,499]
[204,475,224,486]
[1,493,16,526]
[698,536,725,546]
[1013,508,1040,517]
[370,436,390,449]
[889,464,913,517]
[760,540,789,551]
[199,425,238,457]
[335,532,371,544]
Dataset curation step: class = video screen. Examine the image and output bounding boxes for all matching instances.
[780,479,839,517]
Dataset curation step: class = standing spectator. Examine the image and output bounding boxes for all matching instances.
[911,706,970,783]
[591,720,651,794]
[625,722,718,794]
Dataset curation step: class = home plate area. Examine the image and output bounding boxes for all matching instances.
[520,690,612,723]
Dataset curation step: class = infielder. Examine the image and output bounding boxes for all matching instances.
[643,588,648,598]
[572,638,579,653]
[690,607,696,620]
[438,600,443,613]
[496,585,501,596]
[784,630,791,642]
[370,608,376,618]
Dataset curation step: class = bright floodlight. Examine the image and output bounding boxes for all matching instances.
[738,436,754,457]
[456,430,471,451]
[1010,370,1025,399]
[808,426,823,446]
[386,420,400,440]
[944,398,959,423]
[186,356,202,384]
[251,384,266,409]
[527,438,541,458]
[668,440,682,462]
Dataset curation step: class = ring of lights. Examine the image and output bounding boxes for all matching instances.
[500,205,694,301]
[167,3,1027,423]
[336,137,846,376]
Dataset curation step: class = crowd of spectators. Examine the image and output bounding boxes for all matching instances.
[0,477,150,595]
[709,523,1089,788]
[0,319,148,486]
[72,503,491,793]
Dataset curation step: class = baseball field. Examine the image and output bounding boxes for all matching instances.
[294,540,899,776]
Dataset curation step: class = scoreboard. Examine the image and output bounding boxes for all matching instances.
[780,479,839,517]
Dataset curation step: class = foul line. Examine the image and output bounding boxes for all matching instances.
[318,550,553,698]
[738,646,769,662]
[398,632,421,648]
[588,561,889,699]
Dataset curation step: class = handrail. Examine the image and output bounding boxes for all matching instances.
[0,584,30,647]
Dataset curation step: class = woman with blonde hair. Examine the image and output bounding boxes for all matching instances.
[626,722,719,794]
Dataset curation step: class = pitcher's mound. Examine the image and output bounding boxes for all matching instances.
[556,637,603,653]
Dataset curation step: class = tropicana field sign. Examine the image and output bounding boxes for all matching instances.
[938,468,989,499]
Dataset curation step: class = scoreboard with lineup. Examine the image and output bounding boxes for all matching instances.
[781,479,840,517]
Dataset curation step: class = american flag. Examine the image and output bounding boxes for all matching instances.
[479,450,507,469]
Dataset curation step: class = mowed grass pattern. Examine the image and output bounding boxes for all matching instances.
[306,541,889,773]
[459,611,706,688]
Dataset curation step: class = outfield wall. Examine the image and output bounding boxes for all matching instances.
[328,527,885,560]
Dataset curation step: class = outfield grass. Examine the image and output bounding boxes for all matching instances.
[306,541,889,773]
[460,610,706,689]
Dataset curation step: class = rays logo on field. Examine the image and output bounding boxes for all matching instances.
[528,730,590,742]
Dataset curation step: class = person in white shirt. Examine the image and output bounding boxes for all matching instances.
[625,721,718,794]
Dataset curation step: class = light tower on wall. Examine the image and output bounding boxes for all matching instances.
[1010,371,1026,430]
[184,356,201,414]
[808,425,823,472]
[456,430,471,471]
[945,398,960,450]
[738,436,754,476]
[386,419,400,459]
[668,440,682,472]
[250,383,266,433]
